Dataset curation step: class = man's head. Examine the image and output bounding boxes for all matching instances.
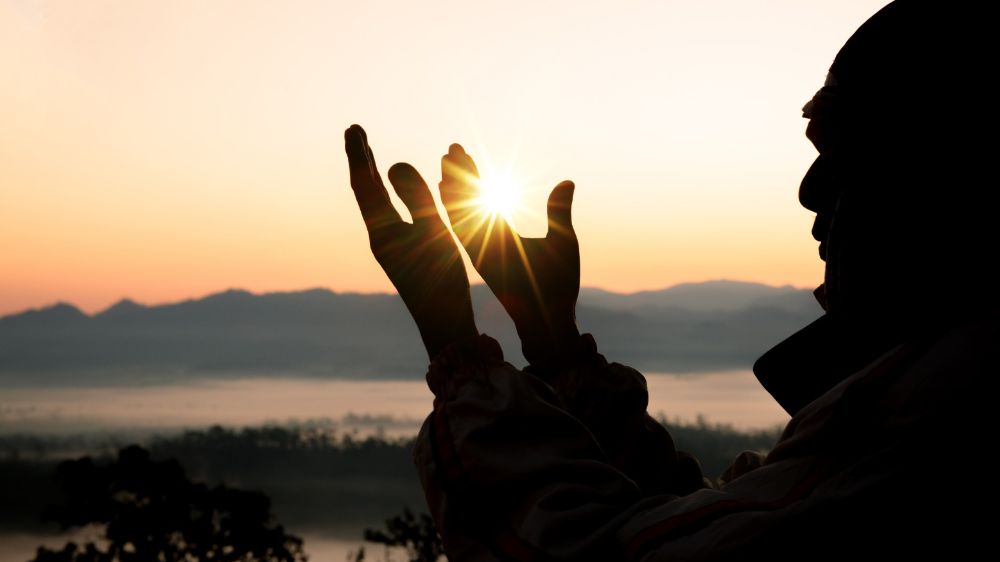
[799,1,992,335]
[753,1,992,414]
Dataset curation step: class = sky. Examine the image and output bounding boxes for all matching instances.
[0,0,891,315]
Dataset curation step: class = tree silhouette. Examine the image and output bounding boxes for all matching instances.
[31,445,306,562]
[356,507,444,562]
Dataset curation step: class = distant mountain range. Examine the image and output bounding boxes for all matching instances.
[0,281,821,384]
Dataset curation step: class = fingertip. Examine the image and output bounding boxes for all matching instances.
[344,129,365,159]
[448,143,465,155]
[547,180,576,232]
[388,162,418,183]
[549,180,575,203]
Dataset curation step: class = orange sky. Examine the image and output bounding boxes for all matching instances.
[0,0,890,315]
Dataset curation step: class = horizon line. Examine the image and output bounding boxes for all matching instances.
[1,278,815,319]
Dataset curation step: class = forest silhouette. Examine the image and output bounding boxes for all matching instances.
[2,419,780,557]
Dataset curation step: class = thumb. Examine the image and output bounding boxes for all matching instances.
[546,180,575,238]
[388,163,439,224]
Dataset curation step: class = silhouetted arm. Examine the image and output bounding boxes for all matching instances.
[345,125,478,359]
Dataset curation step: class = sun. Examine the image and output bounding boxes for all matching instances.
[476,173,522,221]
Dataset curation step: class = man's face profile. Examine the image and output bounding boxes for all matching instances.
[798,74,846,311]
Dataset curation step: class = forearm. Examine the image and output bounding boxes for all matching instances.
[517,314,583,375]
[406,293,478,360]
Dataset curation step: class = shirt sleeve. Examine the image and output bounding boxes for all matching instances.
[411,333,702,561]
[413,319,993,561]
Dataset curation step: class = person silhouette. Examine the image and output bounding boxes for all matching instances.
[345,1,994,559]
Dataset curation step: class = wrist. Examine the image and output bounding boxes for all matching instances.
[520,322,589,372]
[418,312,479,361]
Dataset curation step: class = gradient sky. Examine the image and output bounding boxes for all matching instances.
[0,0,890,315]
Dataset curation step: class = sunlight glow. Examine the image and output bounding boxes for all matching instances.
[475,173,522,222]
[0,1,886,313]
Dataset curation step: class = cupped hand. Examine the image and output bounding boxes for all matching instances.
[439,144,581,368]
[345,125,477,359]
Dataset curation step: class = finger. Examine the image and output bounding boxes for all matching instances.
[441,143,478,188]
[457,144,479,177]
[546,180,576,239]
[439,144,481,237]
[388,163,442,225]
[344,125,401,230]
[361,128,386,190]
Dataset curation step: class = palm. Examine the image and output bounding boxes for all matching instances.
[345,126,476,359]
[439,144,580,362]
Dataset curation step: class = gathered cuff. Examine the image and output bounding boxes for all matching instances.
[425,333,505,399]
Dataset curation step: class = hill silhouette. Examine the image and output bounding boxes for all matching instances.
[0,281,819,384]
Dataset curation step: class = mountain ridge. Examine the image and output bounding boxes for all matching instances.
[0,281,821,383]
[3,280,812,320]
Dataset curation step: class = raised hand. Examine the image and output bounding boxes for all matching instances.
[345,125,477,359]
[439,144,581,369]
